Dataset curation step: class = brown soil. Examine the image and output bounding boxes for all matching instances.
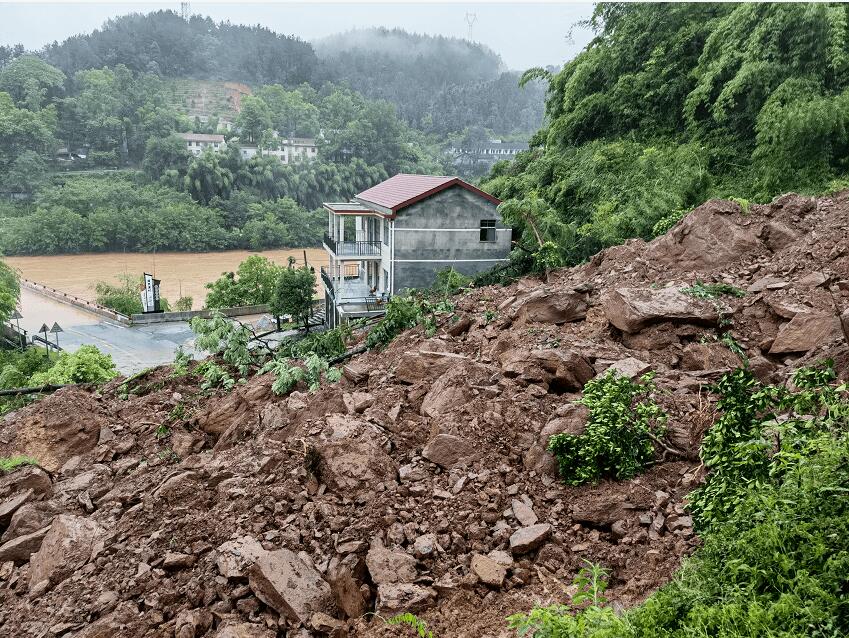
[1,192,848,637]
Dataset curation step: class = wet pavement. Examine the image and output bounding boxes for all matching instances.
[16,288,305,375]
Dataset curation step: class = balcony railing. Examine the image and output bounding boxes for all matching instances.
[323,232,382,257]
[320,267,334,297]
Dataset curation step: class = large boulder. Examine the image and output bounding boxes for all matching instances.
[500,348,594,392]
[0,525,50,564]
[422,434,475,469]
[770,313,844,354]
[395,351,454,384]
[248,548,335,624]
[419,366,477,417]
[0,388,109,472]
[512,290,588,325]
[509,524,552,555]
[319,438,398,494]
[645,199,761,271]
[29,514,104,589]
[0,465,52,500]
[366,544,417,584]
[681,343,742,371]
[603,287,720,333]
[375,584,436,616]
[216,536,267,580]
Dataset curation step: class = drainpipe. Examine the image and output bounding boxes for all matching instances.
[390,218,395,295]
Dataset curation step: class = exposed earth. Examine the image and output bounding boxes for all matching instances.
[1,192,848,637]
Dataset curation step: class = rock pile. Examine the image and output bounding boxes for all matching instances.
[1,191,849,636]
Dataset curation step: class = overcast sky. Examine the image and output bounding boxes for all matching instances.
[0,2,595,70]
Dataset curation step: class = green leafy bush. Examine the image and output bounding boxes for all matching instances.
[29,345,117,385]
[190,312,254,377]
[278,323,351,360]
[680,280,745,299]
[548,372,667,485]
[515,362,849,638]
[195,360,235,391]
[432,267,471,296]
[0,455,38,473]
[366,295,425,349]
[270,264,317,330]
[651,209,688,237]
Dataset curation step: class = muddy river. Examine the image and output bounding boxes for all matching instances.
[6,248,329,311]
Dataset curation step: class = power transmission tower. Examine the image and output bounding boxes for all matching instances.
[465,12,477,41]
[180,2,191,20]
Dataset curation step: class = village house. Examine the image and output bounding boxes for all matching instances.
[178,132,226,156]
[321,173,510,327]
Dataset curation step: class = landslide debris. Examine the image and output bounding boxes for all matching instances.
[1,191,849,637]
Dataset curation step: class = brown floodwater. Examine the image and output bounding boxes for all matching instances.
[6,249,329,311]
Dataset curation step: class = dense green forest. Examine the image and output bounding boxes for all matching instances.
[483,2,849,268]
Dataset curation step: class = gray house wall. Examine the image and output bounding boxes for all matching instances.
[388,186,511,292]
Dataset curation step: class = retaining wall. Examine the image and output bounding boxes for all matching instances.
[129,304,270,325]
[21,279,131,325]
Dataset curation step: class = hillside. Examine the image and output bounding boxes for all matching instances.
[483,3,849,267]
[33,14,543,138]
[314,28,546,135]
[1,190,848,636]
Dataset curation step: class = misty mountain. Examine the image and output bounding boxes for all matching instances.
[40,10,319,87]
[315,28,545,136]
[29,12,543,137]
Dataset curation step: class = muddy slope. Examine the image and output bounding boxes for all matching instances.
[1,192,848,638]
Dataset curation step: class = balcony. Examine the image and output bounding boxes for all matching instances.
[323,232,382,258]
[320,266,390,316]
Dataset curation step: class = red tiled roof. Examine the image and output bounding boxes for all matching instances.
[355,174,500,212]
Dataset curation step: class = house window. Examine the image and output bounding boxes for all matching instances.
[383,219,389,245]
[480,219,497,242]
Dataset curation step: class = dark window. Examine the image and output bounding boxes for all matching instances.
[383,219,389,245]
[480,219,496,242]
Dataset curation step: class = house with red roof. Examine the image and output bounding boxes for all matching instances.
[321,173,510,326]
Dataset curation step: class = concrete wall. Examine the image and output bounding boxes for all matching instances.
[129,304,270,325]
[391,186,510,292]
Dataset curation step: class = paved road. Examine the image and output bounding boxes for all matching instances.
[18,288,197,374]
[16,288,305,375]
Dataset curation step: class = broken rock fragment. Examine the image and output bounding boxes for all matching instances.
[603,287,720,333]
[375,584,437,616]
[29,515,104,589]
[422,434,475,469]
[248,548,335,624]
[365,544,417,584]
[509,524,552,555]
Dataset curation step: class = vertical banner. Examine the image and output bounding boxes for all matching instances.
[141,273,163,313]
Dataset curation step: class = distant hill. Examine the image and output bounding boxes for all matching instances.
[315,28,545,136]
[41,10,319,86]
[35,13,543,137]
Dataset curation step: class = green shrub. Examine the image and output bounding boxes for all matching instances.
[680,280,745,299]
[651,208,688,237]
[547,372,667,485]
[29,345,117,385]
[174,296,193,311]
[432,267,471,296]
[0,455,38,473]
[190,312,254,376]
[515,362,849,638]
[195,360,235,391]
[366,295,425,349]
